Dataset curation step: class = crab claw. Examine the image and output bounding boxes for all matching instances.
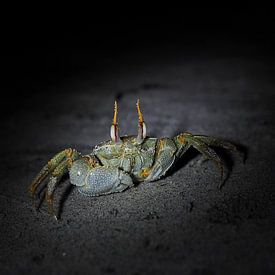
[110,101,122,143]
[136,99,147,143]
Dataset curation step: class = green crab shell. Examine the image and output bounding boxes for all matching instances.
[92,136,158,182]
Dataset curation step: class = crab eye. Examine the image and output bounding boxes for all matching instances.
[77,171,81,176]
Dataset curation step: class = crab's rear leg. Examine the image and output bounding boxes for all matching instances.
[193,135,245,163]
[193,135,238,152]
[174,133,226,186]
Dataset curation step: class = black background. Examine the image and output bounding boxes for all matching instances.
[2,8,275,97]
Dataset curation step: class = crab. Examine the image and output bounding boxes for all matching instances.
[29,99,239,219]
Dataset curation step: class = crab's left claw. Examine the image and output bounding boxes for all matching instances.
[136,99,147,143]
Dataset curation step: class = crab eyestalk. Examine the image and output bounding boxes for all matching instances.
[110,101,122,143]
[136,99,147,143]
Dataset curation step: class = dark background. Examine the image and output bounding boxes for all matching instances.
[1,8,274,275]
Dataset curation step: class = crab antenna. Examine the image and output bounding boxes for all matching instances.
[136,99,147,142]
[110,101,121,143]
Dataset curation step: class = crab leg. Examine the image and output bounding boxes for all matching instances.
[145,138,177,182]
[45,159,73,218]
[28,148,79,198]
[193,135,237,151]
[193,135,244,162]
[184,134,225,184]
[28,163,50,198]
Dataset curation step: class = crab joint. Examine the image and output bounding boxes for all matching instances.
[136,99,147,142]
[110,101,122,143]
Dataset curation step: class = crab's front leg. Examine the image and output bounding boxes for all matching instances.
[69,156,134,196]
[144,138,178,182]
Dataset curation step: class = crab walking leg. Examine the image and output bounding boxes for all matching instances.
[28,164,50,198]
[193,135,244,162]
[193,135,238,151]
[145,138,177,182]
[28,148,79,198]
[45,159,71,217]
[184,134,225,183]
[173,133,191,158]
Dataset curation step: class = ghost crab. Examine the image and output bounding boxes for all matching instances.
[29,99,239,219]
